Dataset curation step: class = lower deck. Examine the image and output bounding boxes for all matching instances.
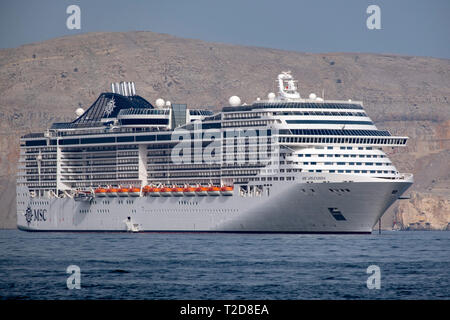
[17,173,413,233]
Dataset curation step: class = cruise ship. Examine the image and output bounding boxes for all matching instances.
[16,72,413,233]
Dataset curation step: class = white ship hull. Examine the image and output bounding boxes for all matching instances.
[16,173,412,234]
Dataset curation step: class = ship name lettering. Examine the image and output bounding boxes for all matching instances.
[302,176,326,181]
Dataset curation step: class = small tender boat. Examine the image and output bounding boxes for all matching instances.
[183,186,196,196]
[94,187,107,197]
[160,187,172,197]
[74,191,93,202]
[129,187,140,197]
[220,186,234,196]
[195,186,208,196]
[149,187,161,197]
[207,186,221,196]
[106,187,118,197]
[142,185,152,194]
[172,187,184,197]
[118,187,129,197]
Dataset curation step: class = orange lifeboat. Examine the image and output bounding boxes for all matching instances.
[207,186,221,196]
[183,186,196,196]
[149,187,161,197]
[106,187,118,197]
[142,185,152,194]
[195,186,208,196]
[118,187,129,197]
[220,186,234,196]
[129,187,140,197]
[171,186,184,197]
[160,186,172,197]
[94,187,107,197]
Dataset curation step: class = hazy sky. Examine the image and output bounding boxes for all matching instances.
[0,0,449,59]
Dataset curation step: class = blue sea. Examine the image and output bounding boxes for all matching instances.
[0,230,448,300]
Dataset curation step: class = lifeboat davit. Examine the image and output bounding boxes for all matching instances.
[172,187,184,197]
[220,186,234,196]
[118,187,129,197]
[207,186,221,196]
[106,187,118,197]
[183,186,196,196]
[160,187,172,197]
[94,188,107,197]
[195,186,208,196]
[149,187,161,197]
[129,187,140,197]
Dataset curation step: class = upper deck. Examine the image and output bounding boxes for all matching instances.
[17,74,411,194]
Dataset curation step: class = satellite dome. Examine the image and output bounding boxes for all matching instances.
[75,108,84,117]
[165,101,171,107]
[268,92,276,100]
[229,96,241,107]
[309,93,317,100]
[155,98,165,108]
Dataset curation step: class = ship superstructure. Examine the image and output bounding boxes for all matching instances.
[17,74,413,233]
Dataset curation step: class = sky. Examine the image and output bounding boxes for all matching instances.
[0,0,449,59]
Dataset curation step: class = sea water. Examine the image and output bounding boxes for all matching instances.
[0,230,448,299]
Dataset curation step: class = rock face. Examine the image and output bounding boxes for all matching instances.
[0,31,449,229]
[394,192,450,230]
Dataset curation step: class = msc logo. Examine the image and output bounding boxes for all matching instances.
[25,207,33,225]
[25,207,47,225]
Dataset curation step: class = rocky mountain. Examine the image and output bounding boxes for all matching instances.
[395,192,450,230]
[0,31,449,229]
